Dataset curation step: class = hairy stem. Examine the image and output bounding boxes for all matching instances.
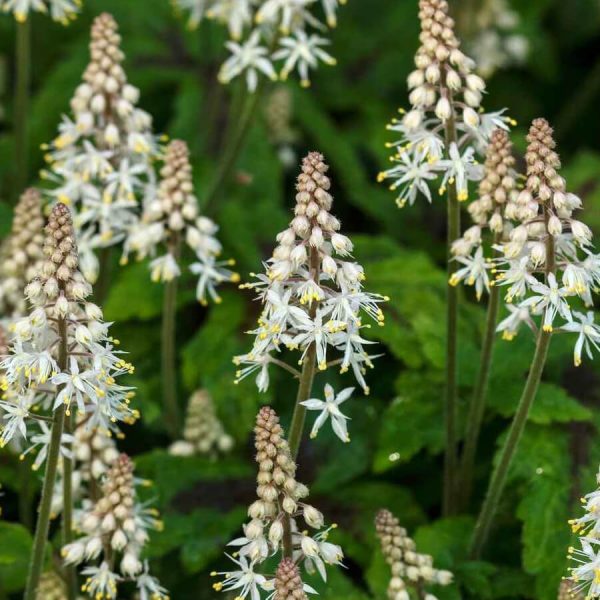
[14,18,31,200]
[469,209,555,557]
[24,314,68,600]
[161,239,181,438]
[459,253,502,509]
[443,110,460,516]
[62,408,77,600]
[283,249,319,558]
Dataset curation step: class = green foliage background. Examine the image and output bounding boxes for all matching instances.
[2,0,600,598]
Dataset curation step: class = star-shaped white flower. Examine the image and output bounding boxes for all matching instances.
[301,383,353,442]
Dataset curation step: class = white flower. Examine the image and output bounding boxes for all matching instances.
[219,30,278,92]
[496,304,534,341]
[212,554,268,600]
[1,0,80,23]
[274,30,337,87]
[80,562,121,600]
[301,383,353,442]
[436,143,482,202]
[150,253,181,283]
[189,255,238,305]
[449,246,490,300]
[562,311,600,367]
[520,273,572,332]
[136,562,169,600]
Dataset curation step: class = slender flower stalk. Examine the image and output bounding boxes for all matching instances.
[470,118,600,557]
[454,129,519,508]
[378,0,511,515]
[213,407,338,599]
[123,139,237,436]
[0,203,139,599]
[235,151,386,457]
[375,509,453,600]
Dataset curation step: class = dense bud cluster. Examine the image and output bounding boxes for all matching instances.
[62,454,167,599]
[235,153,386,444]
[42,13,158,284]
[375,509,453,600]
[168,389,234,457]
[274,558,308,600]
[450,128,518,299]
[213,407,342,598]
[0,188,45,317]
[493,119,600,363]
[35,571,68,600]
[123,139,237,303]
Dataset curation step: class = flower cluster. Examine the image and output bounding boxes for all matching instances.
[450,128,518,300]
[168,389,234,457]
[122,139,238,304]
[213,407,342,599]
[235,152,386,440]
[493,119,600,366]
[173,0,345,90]
[1,0,80,23]
[0,188,45,319]
[51,422,119,517]
[566,466,600,599]
[375,509,453,600]
[378,0,512,208]
[0,204,137,451]
[41,12,159,284]
[36,571,68,600]
[62,453,167,600]
[467,0,529,78]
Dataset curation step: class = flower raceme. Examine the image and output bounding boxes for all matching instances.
[1,0,80,23]
[62,453,167,600]
[213,407,341,599]
[0,204,137,451]
[234,151,386,439]
[0,188,45,318]
[450,128,519,300]
[375,509,453,600]
[492,119,600,366]
[173,0,344,90]
[122,139,238,304]
[378,0,513,208]
[41,13,159,284]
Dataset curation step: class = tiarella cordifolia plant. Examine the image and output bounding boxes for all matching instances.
[168,389,234,457]
[378,0,511,209]
[123,138,238,302]
[0,203,138,599]
[1,0,80,22]
[470,118,600,558]
[62,453,167,600]
[452,128,519,507]
[235,151,386,447]
[173,0,344,90]
[42,13,159,284]
[565,467,600,599]
[0,188,45,318]
[377,0,512,516]
[493,119,600,359]
[375,509,453,600]
[212,407,341,599]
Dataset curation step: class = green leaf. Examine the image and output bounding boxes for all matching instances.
[0,521,34,593]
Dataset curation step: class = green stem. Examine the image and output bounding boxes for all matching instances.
[459,276,501,509]
[161,272,180,439]
[24,314,68,600]
[94,247,113,306]
[469,208,555,558]
[443,111,460,516]
[14,18,31,200]
[283,249,319,558]
[202,83,265,215]
[62,410,77,600]
[18,457,34,531]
